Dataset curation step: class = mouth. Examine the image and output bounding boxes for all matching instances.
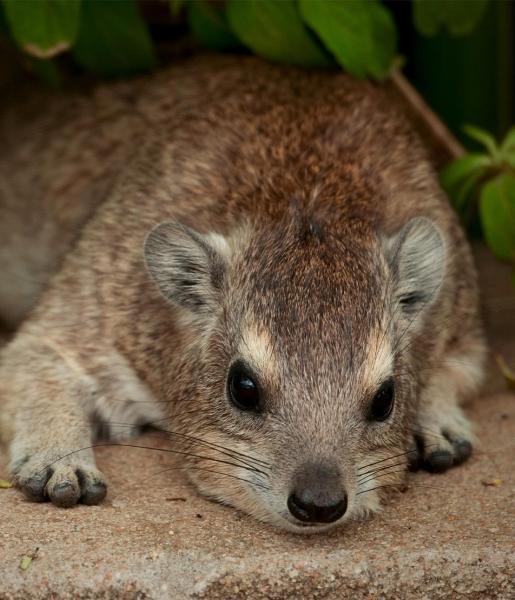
[279,513,344,534]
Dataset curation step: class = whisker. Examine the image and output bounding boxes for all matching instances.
[358,467,408,487]
[40,443,267,477]
[138,465,270,491]
[106,421,270,469]
[357,444,438,472]
[358,459,410,482]
[357,449,412,472]
[357,484,399,495]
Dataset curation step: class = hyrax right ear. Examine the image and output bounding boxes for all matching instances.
[385,217,446,320]
[144,221,230,323]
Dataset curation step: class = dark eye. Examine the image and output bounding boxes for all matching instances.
[227,362,262,413]
[368,379,395,422]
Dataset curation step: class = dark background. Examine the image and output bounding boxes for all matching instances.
[389,0,514,147]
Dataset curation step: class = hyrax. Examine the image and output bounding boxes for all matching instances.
[0,55,485,532]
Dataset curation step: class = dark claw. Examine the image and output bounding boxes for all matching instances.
[442,430,473,465]
[450,438,473,465]
[49,481,81,508]
[81,481,107,505]
[19,469,52,502]
[424,450,454,473]
[76,468,107,505]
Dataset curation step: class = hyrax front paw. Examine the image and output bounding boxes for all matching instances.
[409,403,473,473]
[11,453,107,508]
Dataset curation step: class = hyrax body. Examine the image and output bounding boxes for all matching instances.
[0,56,485,532]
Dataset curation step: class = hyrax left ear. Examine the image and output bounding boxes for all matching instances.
[385,217,446,317]
[144,220,230,318]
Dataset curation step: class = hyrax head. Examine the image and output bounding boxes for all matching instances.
[144,210,446,532]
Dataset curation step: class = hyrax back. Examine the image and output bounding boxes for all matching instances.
[0,56,485,531]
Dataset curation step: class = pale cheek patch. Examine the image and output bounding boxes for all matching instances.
[362,328,393,390]
[206,232,231,260]
[238,324,279,380]
[351,333,397,517]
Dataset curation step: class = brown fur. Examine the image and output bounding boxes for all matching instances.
[0,55,485,531]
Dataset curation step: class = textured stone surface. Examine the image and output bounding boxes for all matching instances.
[0,248,514,599]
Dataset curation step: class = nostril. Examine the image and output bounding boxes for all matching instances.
[287,493,310,522]
[287,491,347,524]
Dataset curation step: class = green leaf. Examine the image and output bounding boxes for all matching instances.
[505,154,515,170]
[187,1,241,51]
[413,0,488,37]
[455,169,485,215]
[500,126,515,154]
[441,154,491,214]
[464,125,499,157]
[479,174,515,261]
[299,0,397,80]
[226,0,330,68]
[2,0,81,58]
[441,153,491,192]
[499,127,515,170]
[73,0,156,77]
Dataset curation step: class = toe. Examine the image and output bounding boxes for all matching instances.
[415,428,455,473]
[81,481,107,505]
[17,467,52,502]
[50,481,81,508]
[453,439,473,465]
[77,468,107,505]
[444,432,473,465]
[424,449,454,473]
[415,403,474,474]
[46,466,81,508]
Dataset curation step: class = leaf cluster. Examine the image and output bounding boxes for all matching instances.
[0,0,490,81]
[441,127,515,282]
[2,0,156,78]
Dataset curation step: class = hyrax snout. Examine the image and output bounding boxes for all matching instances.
[0,56,485,532]
[288,462,348,525]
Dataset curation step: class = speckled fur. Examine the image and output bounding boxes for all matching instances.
[0,56,485,531]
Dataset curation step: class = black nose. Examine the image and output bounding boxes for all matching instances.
[288,491,347,523]
[287,462,347,524]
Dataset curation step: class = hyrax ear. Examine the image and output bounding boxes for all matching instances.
[144,221,230,321]
[385,217,446,318]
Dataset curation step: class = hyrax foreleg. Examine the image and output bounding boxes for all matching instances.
[0,329,163,506]
[410,335,486,472]
[0,335,108,506]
